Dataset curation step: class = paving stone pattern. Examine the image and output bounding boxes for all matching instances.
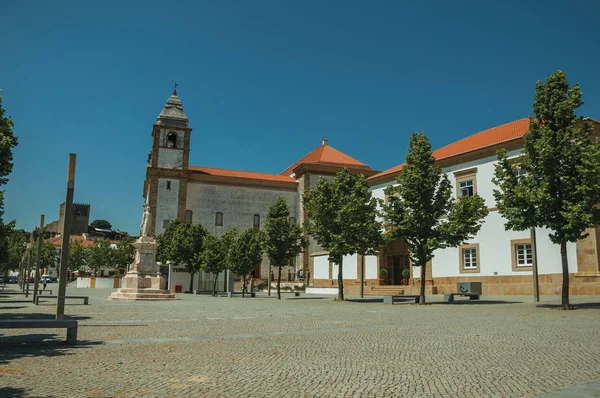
[1,285,600,397]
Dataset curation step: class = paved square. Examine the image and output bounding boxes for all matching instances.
[2,286,600,397]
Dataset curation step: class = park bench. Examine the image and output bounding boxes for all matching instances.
[38,289,53,294]
[443,292,480,302]
[0,319,78,344]
[227,292,256,298]
[383,295,421,304]
[35,295,89,305]
[444,282,482,303]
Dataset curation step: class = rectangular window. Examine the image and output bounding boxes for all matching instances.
[459,243,480,273]
[463,248,477,269]
[454,168,477,199]
[459,179,474,197]
[163,219,170,228]
[511,239,533,271]
[185,210,193,223]
[166,181,171,190]
[289,217,296,225]
[215,212,223,227]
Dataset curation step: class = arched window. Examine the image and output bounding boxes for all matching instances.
[185,210,193,223]
[253,214,260,231]
[166,132,177,148]
[215,212,223,227]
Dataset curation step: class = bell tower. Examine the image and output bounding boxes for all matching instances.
[143,87,192,235]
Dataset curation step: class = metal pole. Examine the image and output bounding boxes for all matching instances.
[33,215,45,304]
[360,255,365,298]
[530,227,540,302]
[57,154,76,320]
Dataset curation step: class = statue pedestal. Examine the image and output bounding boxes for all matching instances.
[109,236,177,301]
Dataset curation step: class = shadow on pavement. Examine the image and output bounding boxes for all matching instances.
[0,334,102,365]
[536,302,600,310]
[286,297,326,300]
[0,306,28,311]
[435,300,523,305]
[0,313,91,321]
[0,387,28,398]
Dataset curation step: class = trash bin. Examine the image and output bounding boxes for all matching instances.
[174,284,182,293]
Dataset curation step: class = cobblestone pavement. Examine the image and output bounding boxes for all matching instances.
[1,285,600,398]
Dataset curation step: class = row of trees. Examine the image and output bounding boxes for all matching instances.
[68,237,136,276]
[157,198,305,299]
[304,70,600,310]
[0,93,20,272]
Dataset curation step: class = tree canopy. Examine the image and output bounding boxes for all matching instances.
[303,169,383,301]
[228,228,263,298]
[384,131,488,304]
[264,197,306,299]
[0,228,27,272]
[113,236,136,272]
[91,219,112,230]
[493,70,600,310]
[200,230,235,295]
[31,241,59,273]
[68,238,87,273]
[86,238,113,276]
[156,219,208,292]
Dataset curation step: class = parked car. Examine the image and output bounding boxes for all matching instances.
[9,276,18,284]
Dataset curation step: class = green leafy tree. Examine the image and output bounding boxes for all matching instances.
[199,230,236,295]
[91,219,112,230]
[156,219,208,292]
[0,228,26,272]
[86,238,114,277]
[264,197,306,299]
[0,94,19,266]
[112,236,135,273]
[31,241,59,273]
[229,228,263,298]
[304,169,383,301]
[68,238,87,273]
[384,131,488,305]
[493,70,600,310]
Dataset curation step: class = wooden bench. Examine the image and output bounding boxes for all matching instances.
[35,295,89,305]
[383,295,421,304]
[0,319,78,344]
[443,293,480,303]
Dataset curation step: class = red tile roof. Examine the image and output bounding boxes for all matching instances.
[369,118,531,182]
[46,235,107,248]
[189,166,297,183]
[281,142,372,176]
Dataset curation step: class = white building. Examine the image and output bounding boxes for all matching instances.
[146,90,600,296]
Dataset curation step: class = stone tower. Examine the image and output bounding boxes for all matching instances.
[143,88,192,235]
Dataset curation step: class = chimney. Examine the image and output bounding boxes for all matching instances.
[322,137,328,146]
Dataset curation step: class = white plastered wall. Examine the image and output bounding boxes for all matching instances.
[155,178,180,235]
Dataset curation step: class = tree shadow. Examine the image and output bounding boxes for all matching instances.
[0,306,27,310]
[286,297,326,300]
[0,300,36,304]
[0,333,102,365]
[434,300,523,305]
[536,302,600,310]
[0,387,28,398]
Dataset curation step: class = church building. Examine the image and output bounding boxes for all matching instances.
[144,89,600,296]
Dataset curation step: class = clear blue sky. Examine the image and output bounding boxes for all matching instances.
[2,0,599,234]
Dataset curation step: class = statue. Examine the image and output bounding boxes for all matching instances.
[140,203,152,237]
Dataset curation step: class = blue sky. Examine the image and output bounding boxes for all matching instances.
[2,0,599,234]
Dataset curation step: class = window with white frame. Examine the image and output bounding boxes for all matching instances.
[515,243,532,267]
[459,179,474,197]
[462,247,477,269]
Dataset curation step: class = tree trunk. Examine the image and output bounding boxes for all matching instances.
[189,272,195,293]
[419,262,426,305]
[277,266,282,300]
[338,257,344,301]
[212,273,218,296]
[242,275,246,298]
[560,241,570,310]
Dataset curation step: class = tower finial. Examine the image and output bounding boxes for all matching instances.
[322,136,328,146]
[173,82,178,95]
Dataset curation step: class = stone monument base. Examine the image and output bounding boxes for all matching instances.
[109,273,177,301]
